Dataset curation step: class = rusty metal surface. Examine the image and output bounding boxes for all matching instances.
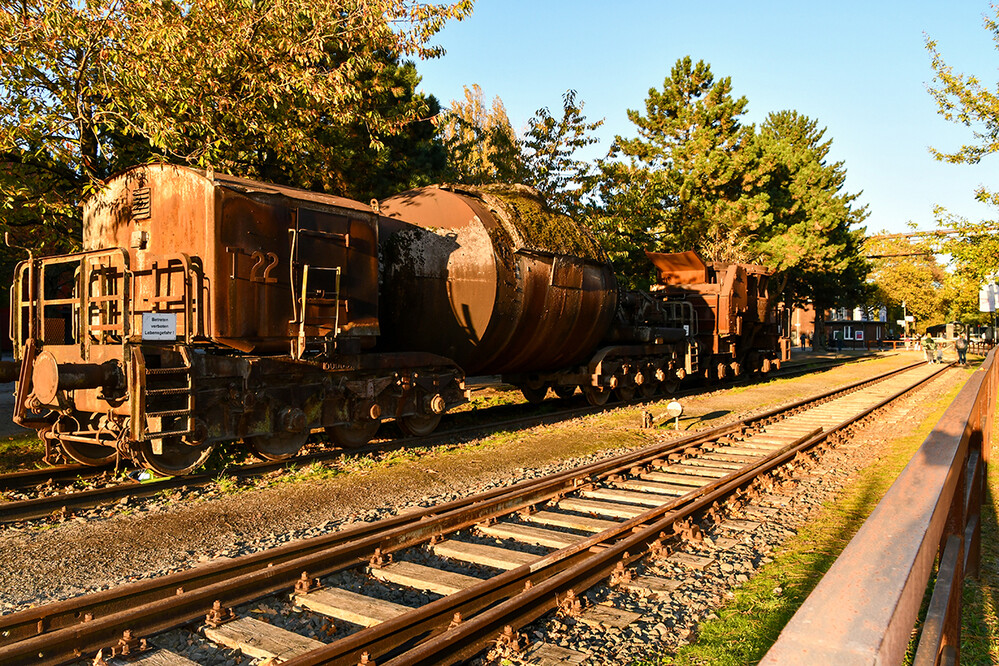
[649,249,787,375]
[763,350,996,665]
[8,165,792,474]
[83,164,381,352]
[9,166,468,473]
[377,186,618,375]
[645,250,708,285]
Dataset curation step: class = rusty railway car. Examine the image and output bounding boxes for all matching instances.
[488,247,791,406]
[4,166,789,475]
[6,165,466,474]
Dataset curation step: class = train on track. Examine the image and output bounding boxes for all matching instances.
[2,164,790,474]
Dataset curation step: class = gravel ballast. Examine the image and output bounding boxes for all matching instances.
[0,351,948,645]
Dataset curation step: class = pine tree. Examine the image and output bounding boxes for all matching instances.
[592,56,771,286]
[0,0,472,251]
[756,110,869,309]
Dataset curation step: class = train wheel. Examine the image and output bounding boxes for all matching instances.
[519,385,548,404]
[54,415,118,466]
[584,385,611,406]
[552,385,576,400]
[328,420,380,449]
[248,432,308,462]
[662,379,680,394]
[399,413,442,437]
[137,439,215,476]
[639,381,659,400]
[61,440,118,466]
[614,385,637,402]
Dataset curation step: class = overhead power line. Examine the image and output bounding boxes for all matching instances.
[866,225,999,241]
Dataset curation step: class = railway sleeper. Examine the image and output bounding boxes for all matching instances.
[10,361,947,665]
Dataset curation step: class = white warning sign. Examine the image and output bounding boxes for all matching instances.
[142,313,178,341]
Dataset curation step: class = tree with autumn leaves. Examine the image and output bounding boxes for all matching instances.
[926,5,999,287]
[0,0,472,255]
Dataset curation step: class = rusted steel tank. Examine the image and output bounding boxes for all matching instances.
[377,185,618,375]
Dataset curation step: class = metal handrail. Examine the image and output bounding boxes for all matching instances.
[763,348,997,665]
[13,249,132,356]
[128,253,196,344]
[13,248,207,351]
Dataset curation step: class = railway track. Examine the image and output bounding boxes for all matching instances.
[0,358,947,665]
[0,355,873,524]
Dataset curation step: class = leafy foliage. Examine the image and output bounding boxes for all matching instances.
[438,84,522,184]
[926,6,999,176]
[438,85,605,222]
[520,90,603,217]
[926,5,999,282]
[930,208,999,281]
[756,110,869,308]
[589,57,867,299]
[292,57,451,201]
[592,56,770,287]
[863,233,947,331]
[0,0,472,253]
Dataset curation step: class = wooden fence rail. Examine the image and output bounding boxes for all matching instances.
[763,348,997,665]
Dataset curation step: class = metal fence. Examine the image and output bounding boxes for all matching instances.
[763,348,997,665]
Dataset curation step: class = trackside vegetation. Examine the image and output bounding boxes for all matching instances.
[640,369,995,665]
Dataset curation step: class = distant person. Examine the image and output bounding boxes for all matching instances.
[955,334,968,366]
[923,333,936,363]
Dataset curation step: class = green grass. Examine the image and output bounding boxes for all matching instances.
[635,373,971,665]
[213,474,243,495]
[0,432,45,473]
[954,415,999,665]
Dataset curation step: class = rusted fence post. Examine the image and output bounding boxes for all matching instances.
[763,348,997,665]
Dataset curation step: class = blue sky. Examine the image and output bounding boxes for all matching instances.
[414,0,997,235]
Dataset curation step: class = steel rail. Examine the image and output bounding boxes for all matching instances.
[0,463,99,492]
[0,360,930,665]
[0,420,742,656]
[284,425,823,666]
[0,355,873,523]
[284,362,950,665]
